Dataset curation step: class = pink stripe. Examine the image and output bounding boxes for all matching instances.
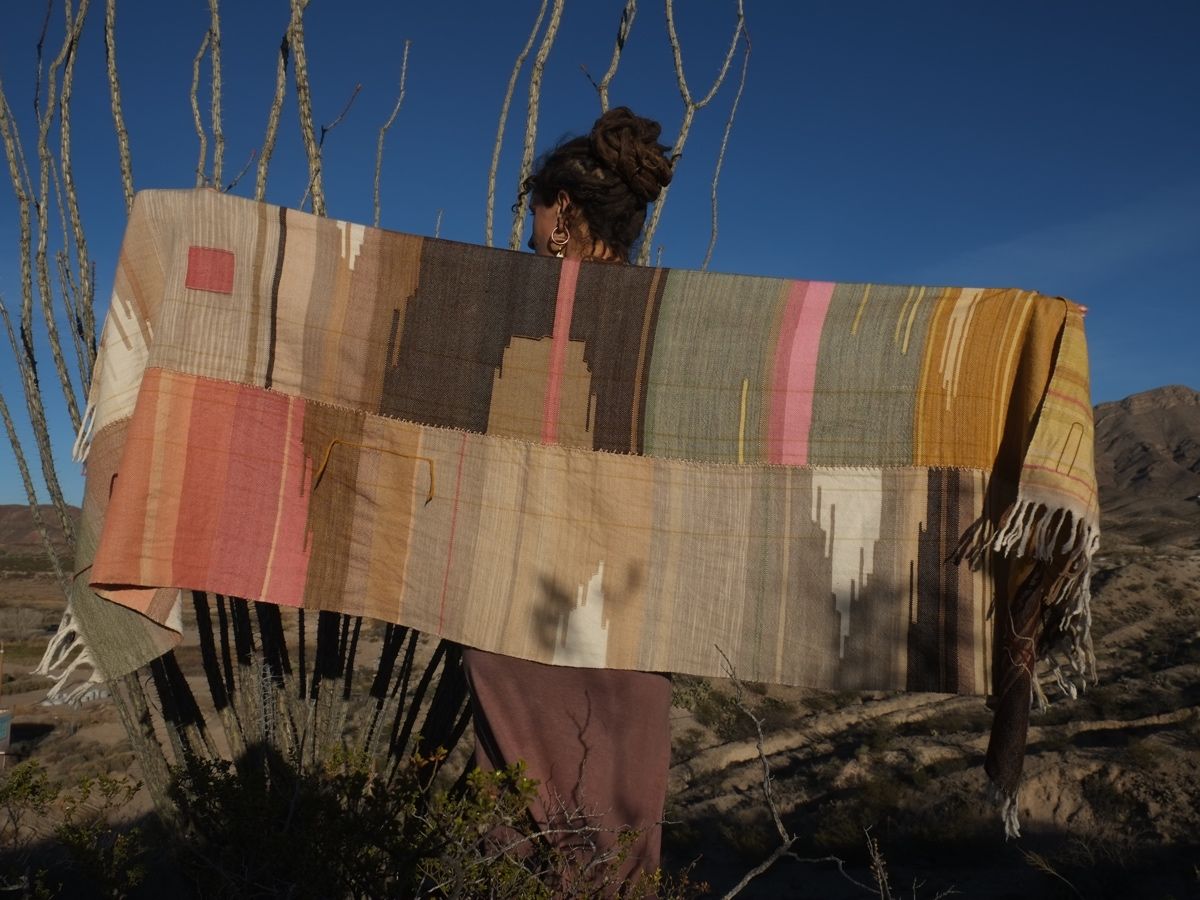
[1045,388,1091,416]
[261,397,314,606]
[437,433,470,631]
[208,386,291,596]
[767,280,834,464]
[1021,461,1097,500]
[541,258,581,444]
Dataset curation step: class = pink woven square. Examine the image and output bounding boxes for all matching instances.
[185,246,235,294]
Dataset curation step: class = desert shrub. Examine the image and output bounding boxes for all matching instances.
[672,677,797,743]
[167,746,703,899]
[743,680,769,697]
[1122,736,1169,771]
[857,721,895,753]
[1,675,54,696]
[670,675,712,713]
[0,760,146,899]
[813,775,906,851]
[799,689,845,715]
[671,727,705,765]
[756,695,797,733]
[0,555,57,576]
[1082,771,1138,826]
[718,810,774,864]
[52,775,146,897]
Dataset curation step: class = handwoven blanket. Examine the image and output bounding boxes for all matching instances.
[69,189,1098,823]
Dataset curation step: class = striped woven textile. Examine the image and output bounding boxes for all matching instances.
[69,189,1098,825]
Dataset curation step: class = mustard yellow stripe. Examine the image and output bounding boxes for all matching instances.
[738,378,749,464]
[894,285,916,345]
[901,286,927,354]
[999,293,1034,448]
[850,283,872,336]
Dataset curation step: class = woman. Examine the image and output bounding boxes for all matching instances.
[461,107,675,892]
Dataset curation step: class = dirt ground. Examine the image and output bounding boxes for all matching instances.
[2,513,1198,898]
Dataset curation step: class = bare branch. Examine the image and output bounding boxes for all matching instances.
[191,30,212,188]
[48,143,69,252]
[715,646,877,898]
[865,827,894,900]
[716,648,787,841]
[373,40,411,228]
[57,0,95,382]
[723,843,798,899]
[208,0,224,185]
[508,0,566,251]
[56,250,87,385]
[0,377,66,585]
[104,0,135,213]
[223,147,256,193]
[593,0,636,113]
[1021,849,1083,899]
[485,0,548,247]
[255,29,290,201]
[0,297,75,547]
[289,0,324,216]
[320,83,361,148]
[0,82,36,338]
[33,0,53,119]
[34,242,81,432]
[638,0,745,264]
[300,82,361,209]
[3,75,79,544]
[45,165,90,393]
[702,30,749,271]
[26,1,88,437]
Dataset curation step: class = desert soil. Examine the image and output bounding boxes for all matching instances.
[2,386,1198,897]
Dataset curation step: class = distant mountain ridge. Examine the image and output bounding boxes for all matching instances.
[1093,384,1200,549]
[0,503,79,558]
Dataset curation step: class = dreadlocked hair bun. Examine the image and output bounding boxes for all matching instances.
[589,107,674,204]
[522,107,675,262]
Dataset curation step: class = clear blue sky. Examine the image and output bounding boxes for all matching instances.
[1,0,1197,505]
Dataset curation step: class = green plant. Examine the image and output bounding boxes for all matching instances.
[0,760,146,899]
[53,774,146,898]
[672,727,705,764]
[166,746,703,899]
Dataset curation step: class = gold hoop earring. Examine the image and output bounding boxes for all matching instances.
[549,218,570,259]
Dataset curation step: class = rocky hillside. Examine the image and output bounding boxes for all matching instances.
[0,503,78,572]
[1094,384,1200,549]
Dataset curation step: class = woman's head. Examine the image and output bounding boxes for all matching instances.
[524,107,674,262]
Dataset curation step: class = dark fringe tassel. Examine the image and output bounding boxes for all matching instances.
[955,498,1100,838]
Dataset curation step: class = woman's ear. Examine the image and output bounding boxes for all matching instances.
[555,189,571,217]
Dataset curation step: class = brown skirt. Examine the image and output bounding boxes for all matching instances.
[461,647,672,891]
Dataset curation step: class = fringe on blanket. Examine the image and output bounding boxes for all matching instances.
[987,781,1023,840]
[71,397,97,463]
[34,603,108,706]
[954,497,1099,680]
[954,496,1100,839]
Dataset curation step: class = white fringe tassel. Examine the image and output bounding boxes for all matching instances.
[71,399,97,463]
[988,783,1022,840]
[33,605,108,707]
[954,498,1100,682]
